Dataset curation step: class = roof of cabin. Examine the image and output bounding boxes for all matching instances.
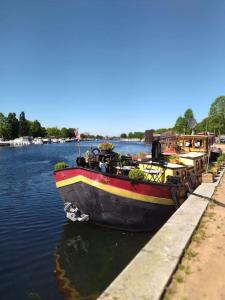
[141,161,187,169]
[179,152,206,159]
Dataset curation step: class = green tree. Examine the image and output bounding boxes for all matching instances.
[19,111,29,136]
[174,109,195,134]
[30,120,42,137]
[41,127,47,137]
[208,96,225,134]
[96,135,104,140]
[195,117,208,133]
[174,116,186,134]
[67,128,75,138]
[7,112,19,139]
[195,116,222,134]
[208,114,224,134]
[133,132,144,140]
[209,96,225,116]
[0,112,10,139]
[184,108,194,120]
[128,132,134,139]
[46,127,61,138]
[120,133,127,138]
[60,127,69,138]
[154,128,173,134]
[80,133,87,139]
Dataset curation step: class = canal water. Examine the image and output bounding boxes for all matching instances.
[0,142,153,300]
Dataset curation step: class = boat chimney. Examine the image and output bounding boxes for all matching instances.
[152,139,161,161]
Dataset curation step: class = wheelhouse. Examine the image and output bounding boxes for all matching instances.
[178,134,215,153]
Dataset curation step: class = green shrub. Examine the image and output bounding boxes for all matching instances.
[128,169,145,182]
[54,161,69,171]
[218,153,225,163]
[98,141,115,152]
[85,150,92,162]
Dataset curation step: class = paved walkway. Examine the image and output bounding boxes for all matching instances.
[163,172,225,300]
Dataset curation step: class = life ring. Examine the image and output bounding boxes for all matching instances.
[91,148,101,155]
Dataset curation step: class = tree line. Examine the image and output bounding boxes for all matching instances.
[1,96,225,140]
[120,132,145,139]
[119,96,225,138]
[0,111,76,140]
[120,128,176,139]
[173,96,225,135]
[80,133,104,140]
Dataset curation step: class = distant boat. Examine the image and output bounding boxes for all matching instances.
[51,138,59,143]
[0,141,10,147]
[42,138,51,144]
[59,138,65,143]
[65,138,73,143]
[33,137,43,145]
[12,137,32,146]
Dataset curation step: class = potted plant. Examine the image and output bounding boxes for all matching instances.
[168,154,180,164]
[217,155,225,168]
[54,161,69,170]
[85,150,92,163]
[210,164,218,176]
[98,141,115,154]
[128,169,145,182]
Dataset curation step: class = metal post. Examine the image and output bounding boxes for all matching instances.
[77,141,81,157]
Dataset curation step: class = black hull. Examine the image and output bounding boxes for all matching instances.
[59,182,175,232]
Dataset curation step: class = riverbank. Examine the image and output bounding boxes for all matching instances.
[163,171,225,300]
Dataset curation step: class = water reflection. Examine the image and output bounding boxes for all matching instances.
[55,222,152,300]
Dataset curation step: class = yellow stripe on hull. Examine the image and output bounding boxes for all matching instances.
[56,175,174,206]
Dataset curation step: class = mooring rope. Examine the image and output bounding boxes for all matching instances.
[188,191,225,208]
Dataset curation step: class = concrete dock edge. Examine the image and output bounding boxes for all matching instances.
[98,169,225,300]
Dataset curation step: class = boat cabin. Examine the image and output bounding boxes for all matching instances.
[177,134,215,153]
[178,152,207,175]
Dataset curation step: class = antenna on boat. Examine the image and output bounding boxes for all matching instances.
[145,129,154,158]
[188,118,197,135]
[145,130,163,160]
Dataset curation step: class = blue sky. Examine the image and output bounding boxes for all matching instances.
[0,0,225,135]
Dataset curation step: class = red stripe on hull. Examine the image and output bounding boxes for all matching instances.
[54,168,172,199]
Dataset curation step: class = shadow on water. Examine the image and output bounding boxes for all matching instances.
[55,222,153,300]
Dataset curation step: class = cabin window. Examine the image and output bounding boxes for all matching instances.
[185,140,192,147]
[176,171,180,176]
[194,140,202,148]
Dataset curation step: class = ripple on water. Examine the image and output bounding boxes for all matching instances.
[0,142,151,300]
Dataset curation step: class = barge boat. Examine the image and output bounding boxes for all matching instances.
[54,140,189,231]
